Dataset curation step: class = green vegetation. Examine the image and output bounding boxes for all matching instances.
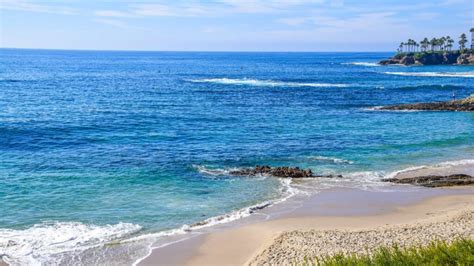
[300,238,474,266]
[397,28,473,54]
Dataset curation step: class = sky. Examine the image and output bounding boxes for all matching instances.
[0,0,473,51]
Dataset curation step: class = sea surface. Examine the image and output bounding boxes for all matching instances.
[0,49,473,265]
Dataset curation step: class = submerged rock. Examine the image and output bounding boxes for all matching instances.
[229,165,341,179]
[382,174,474,187]
[379,94,474,112]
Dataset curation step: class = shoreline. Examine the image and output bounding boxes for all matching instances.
[139,185,473,265]
[3,160,473,265]
[137,160,474,265]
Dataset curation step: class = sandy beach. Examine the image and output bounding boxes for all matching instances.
[139,162,474,266]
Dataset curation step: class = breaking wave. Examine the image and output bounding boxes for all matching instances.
[383,159,474,180]
[342,62,380,67]
[124,178,297,243]
[187,78,348,88]
[0,222,142,265]
[383,72,474,78]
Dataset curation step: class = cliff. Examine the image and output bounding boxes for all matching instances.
[379,51,474,66]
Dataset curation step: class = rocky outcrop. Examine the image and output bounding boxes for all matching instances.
[379,51,473,66]
[228,165,342,178]
[379,94,474,112]
[457,53,474,64]
[382,174,474,187]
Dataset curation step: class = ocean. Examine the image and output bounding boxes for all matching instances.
[0,49,473,265]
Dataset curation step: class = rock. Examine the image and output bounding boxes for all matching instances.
[457,53,474,65]
[228,165,342,179]
[382,174,474,187]
[400,55,415,65]
[379,94,474,112]
[379,51,472,66]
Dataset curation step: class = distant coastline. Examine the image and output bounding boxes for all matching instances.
[380,28,474,66]
[379,50,474,66]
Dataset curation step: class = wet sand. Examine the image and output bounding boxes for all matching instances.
[139,185,473,265]
[138,161,474,265]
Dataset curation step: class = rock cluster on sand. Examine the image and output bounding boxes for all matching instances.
[228,165,341,178]
[382,174,474,187]
[250,210,473,266]
[380,94,474,112]
[379,51,474,66]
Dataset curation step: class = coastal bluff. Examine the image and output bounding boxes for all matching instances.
[379,51,474,66]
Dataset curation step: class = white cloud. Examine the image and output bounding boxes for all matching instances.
[94,10,137,18]
[0,0,76,15]
[93,18,129,29]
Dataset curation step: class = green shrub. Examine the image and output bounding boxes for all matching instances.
[299,238,474,266]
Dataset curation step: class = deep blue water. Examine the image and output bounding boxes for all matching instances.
[0,49,473,264]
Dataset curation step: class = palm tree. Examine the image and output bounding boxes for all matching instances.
[459,33,467,52]
[420,38,429,52]
[439,37,446,51]
[399,42,404,53]
[446,36,454,51]
[430,38,437,51]
[470,28,474,50]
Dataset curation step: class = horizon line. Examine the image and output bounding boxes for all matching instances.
[0,47,395,53]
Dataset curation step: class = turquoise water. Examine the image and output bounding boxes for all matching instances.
[0,49,473,264]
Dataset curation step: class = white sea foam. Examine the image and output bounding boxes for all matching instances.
[187,78,348,88]
[192,164,243,176]
[307,155,354,164]
[384,72,474,78]
[125,178,297,245]
[383,159,474,180]
[342,62,380,67]
[0,222,142,265]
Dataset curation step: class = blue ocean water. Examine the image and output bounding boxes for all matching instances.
[0,49,473,264]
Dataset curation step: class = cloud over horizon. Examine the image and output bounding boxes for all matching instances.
[1,0,472,51]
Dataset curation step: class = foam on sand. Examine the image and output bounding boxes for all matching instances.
[384,72,474,78]
[187,78,348,88]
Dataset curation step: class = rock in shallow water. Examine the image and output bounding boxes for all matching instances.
[379,94,474,112]
[382,174,474,187]
[229,165,342,178]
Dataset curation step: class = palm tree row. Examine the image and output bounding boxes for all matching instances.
[397,33,469,53]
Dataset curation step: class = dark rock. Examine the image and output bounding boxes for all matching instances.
[382,174,474,187]
[379,94,474,112]
[379,51,472,66]
[400,55,415,65]
[228,165,342,179]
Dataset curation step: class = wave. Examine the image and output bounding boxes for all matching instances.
[125,178,297,244]
[342,62,380,67]
[192,165,244,177]
[384,72,474,78]
[306,156,354,164]
[0,222,142,265]
[383,159,474,180]
[0,78,22,83]
[187,78,348,88]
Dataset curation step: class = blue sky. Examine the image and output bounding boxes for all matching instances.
[1,0,472,51]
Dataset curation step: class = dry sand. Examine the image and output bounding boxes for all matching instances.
[139,162,474,266]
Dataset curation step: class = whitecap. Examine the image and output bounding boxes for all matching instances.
[342,62,380,67]
[0,222,142,265]
[187,78,348,88]
[384,72,474,78]
[306,155,354,164]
